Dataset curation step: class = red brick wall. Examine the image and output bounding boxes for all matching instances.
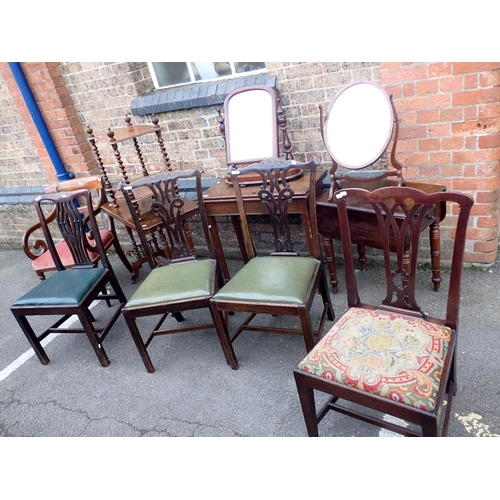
[1,61,499,265]
[0,62,97,183]
[380,62,500,264]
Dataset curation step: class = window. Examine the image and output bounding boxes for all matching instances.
[148,62,266,89]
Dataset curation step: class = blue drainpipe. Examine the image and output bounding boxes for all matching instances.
[8,62,74,181]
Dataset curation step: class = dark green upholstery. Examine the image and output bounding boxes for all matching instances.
[213,256,318,304]
[12,268,106,307]
[125,260,216,308]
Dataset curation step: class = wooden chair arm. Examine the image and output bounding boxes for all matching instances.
[45,175,107,217]
[44,176,103,193]
[22,206,57,261]
[25,176,110,261]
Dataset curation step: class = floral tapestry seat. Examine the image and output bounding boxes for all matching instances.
[297,307,451,412]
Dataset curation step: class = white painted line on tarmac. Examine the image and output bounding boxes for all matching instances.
[1,299,101,382]
[379,414,408,437]
[0,332,61,382]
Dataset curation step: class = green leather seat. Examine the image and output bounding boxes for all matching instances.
[125,260,216,308]
[213,256,318,304]
[12,268,107,307]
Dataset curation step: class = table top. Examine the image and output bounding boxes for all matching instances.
[201,170,327,217]
[203,170,326,202]
[93,124,161,145]
[316,178,447,246]
[317,178,446,209]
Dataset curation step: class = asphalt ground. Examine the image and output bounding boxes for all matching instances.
[0,248,498,497]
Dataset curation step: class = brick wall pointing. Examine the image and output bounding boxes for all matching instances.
[0,61,499,266]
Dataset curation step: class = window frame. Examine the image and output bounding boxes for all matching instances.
[147,62,266,90]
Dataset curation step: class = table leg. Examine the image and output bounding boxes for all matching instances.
[231,215,249,263]
[208,215,231,283]
[124,226,145,283]
[357,244,367,270]
[322,236,339,294]
[430,220,442,291]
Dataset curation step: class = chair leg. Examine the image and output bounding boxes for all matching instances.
[318,269,335,322]
[78,311,110,367]
[298,308,314,352]
[122,312,156,373]
[357,244,367,270]
[208,301,239,370]
[13,313,50,365]
[108,216,133,273]
[106,269,128,305]
[112,236,133,273]
[421,417,439,437]
[171,312,185,322]
[100,285,112,308]
[294,371,320,437]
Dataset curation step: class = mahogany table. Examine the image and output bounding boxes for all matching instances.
[316,178,446,294]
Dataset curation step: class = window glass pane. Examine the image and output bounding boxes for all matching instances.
[234,62,265,74]
[191,62,224,81]
[150,62,266,89]
[151,62,190,87]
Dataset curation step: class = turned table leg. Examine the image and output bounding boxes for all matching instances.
[430,220,442,291]
[322,236,339,294]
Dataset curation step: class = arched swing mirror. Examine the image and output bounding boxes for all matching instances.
[225,86,278,165]
[321,81,401,196]
[218,85,300,185]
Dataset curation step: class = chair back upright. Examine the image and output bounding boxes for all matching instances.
[335,186,474,330]
[120,167,213,268]
[230,158,321,261]
[33,188,111,272]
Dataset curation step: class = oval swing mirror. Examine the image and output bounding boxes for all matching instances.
[323,81,394,170]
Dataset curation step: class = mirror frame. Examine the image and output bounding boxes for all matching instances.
[224,85,279,166]
[322,81,395,170]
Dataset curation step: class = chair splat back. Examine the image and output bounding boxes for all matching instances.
[336,186,474,328]
[34,189,109,271]
[231,158,321,260]
[120,167,213,267]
